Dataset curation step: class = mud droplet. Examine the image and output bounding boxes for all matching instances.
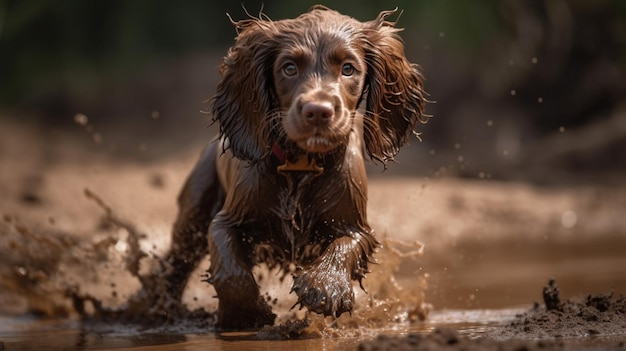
[543,279,561,311]
[74,113,88,126]
[17,266,28,276]
[115,240,128,253]
[92,132,103,144]
[561,210,577,229]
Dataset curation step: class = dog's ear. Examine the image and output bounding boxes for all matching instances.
[211,17,278,162]
[361,10,427,165]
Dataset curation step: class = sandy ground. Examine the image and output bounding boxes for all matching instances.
[1,117,625,350]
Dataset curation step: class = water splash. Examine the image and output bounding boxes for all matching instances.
[0,189,429,337]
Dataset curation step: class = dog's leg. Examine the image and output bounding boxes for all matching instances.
[124,143,224,321]
[291,232,378,317]
[160,142,225,301]
[207,218,276,330]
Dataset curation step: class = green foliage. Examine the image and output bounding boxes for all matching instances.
[1,0,624,111]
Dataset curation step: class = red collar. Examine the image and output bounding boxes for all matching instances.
[272,141,287,163]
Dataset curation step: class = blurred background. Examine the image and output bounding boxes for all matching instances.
[2,0,625,183]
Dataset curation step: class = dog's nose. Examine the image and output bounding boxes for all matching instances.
[302,101,334,126]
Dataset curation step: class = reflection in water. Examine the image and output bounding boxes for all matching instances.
[0,309,521,351]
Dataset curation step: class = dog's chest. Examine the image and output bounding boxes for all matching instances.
[256,171,348,263]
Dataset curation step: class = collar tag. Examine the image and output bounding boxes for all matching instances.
[277,154,323,175]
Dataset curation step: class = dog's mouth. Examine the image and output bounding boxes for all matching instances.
[295,133,341,153]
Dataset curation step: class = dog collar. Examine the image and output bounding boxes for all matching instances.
[272,142,324,175]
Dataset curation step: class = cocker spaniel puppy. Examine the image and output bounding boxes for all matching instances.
[161,5,426,330]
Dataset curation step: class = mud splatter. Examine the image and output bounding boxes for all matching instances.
[1,186,429,335]
[247,237,429,340]
[1,214,78,317]
[543,278,561,311]
[65,189,216,328]
[1,187,215,329]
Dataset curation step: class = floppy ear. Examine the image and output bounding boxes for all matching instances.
[361,10,427,165]
[211,17,278,162]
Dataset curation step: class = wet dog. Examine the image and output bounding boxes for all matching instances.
[161,5,426,329]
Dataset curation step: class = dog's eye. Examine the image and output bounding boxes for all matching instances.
[283,63,297,77]
[341,63,355,76]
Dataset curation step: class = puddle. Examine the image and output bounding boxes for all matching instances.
[0,308,521,351]
[2,216,625,351]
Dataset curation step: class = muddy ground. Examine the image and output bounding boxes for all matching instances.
[1,117,625,350]
[360,280,626,350]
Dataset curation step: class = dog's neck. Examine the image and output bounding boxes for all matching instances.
[272,141,346,176]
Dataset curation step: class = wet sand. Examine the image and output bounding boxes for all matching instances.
[360,280,626,350]
[1,118,625,350]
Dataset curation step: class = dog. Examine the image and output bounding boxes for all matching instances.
[160,5,426,330]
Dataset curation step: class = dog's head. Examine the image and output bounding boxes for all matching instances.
[212,5,427,164]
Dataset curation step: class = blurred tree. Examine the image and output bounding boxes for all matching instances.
[0,1,504,112]
[0,1,624,181]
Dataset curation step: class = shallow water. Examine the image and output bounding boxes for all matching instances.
[0,308,521,351]
[2,234,624,351]
[4,307,623,350]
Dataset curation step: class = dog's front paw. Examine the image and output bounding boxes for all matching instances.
[291,265,354,317]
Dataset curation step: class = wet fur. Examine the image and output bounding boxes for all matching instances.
[161,6,426,330]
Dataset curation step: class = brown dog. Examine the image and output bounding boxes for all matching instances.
[161,5,426,330]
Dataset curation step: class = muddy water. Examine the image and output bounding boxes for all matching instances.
[1,120,625,350]
[1,230,624,350]
[0,308,521,350]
